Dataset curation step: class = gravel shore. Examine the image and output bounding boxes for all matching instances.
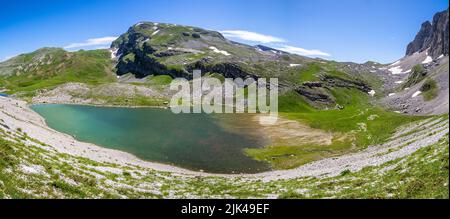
[0,96,447,181]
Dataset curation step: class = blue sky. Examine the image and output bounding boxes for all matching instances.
[0,0,448,63]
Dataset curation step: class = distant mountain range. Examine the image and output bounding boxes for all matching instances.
[0,8,448,115]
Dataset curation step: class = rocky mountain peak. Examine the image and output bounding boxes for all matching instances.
[405,21,432,56]
[406,8,449,58]
[109,21,311,80]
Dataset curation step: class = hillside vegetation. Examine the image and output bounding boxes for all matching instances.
[247,88,423,169]
[0,48,116,96]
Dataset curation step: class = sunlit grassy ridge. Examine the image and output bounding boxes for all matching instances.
[0,49,116,95]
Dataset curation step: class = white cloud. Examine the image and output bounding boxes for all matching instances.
[64,36,118,49]
[275,45,331,57]
[220,30,330,57]
[220,30,286,43]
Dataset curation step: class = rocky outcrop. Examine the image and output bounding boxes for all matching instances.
[406,21,433,56]
[186,59,257,80]
[406,8,449,58]
[402,64,427,89]
[111,25,188,78]
[294,86,334,104]
[429,9,449,58]
[115,52,187,79]
[295,75,372,107]
[320,75,372,93]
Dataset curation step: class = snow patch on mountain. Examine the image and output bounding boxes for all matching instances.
[110,48,119,59]
[388,66,404,74]
[209,46,231,56]
[422,56,433,64]
[152,30,160,36]
[412,91,422,98]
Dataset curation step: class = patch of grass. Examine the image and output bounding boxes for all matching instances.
[325,69,354,81]
[90,94,167,106]
[340,169,351,176]
[245,139,350,169]
[330,87,370,107]
[420,79,438,101]
[0,138,19,169]
[298,63,321,82]
[204,72,225,83]
[123,53,136,62]
[50,180,85,197]
[147,75,173,85]
[288,107,421,146]
[278,91,314,112]
[402,64,426,89]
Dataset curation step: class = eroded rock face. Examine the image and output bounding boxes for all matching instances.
[295,86,333,104]
[406,8,449,58]
[320,75,372,93]
[406,21,433,56]
[186,61,257,80]
[111,25,187,78]
[429,9,449,58]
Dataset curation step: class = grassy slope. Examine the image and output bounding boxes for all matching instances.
[147,75,173,85]
[0,49,171,106]
[0,49,116,95]
[246,87,423,169]
[278,134,449,199]
[298,62,321,82]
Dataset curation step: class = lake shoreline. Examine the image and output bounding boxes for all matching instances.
[30,101,169,109]
[2,97,220,176]
[30,103,272,174]
[1,96,447,181]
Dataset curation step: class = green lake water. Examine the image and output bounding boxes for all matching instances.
[31,104,270,173]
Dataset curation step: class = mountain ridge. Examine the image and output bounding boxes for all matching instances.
[1,13,448,114]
